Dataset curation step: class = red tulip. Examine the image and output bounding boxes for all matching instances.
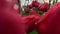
[29,1,40,8]
[38,2,48,12]
[0,0,25,34]
[33,1,40,7]
[36,3,60,34]
[29,4,33,8]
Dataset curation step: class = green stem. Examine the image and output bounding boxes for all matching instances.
[53,0,55,5]
[18,0,21,13]
[56,0,58,3]
[49,0,51,9]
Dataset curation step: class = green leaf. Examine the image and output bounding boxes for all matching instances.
[30,30,38,34]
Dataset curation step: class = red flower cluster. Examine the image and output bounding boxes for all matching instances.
[38,2,49,12]
[29,1,48,12]
[29,1,40,8]
[28,1,49,15]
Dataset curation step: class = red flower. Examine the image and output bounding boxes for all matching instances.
[23,15,40,33]
[0,0,25,34]
[36,3,60,34]
[29,1,40,8]
[29,4,33,8]
[23,15,36,33]
[38,2,48,12]
[33,1,40,7]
